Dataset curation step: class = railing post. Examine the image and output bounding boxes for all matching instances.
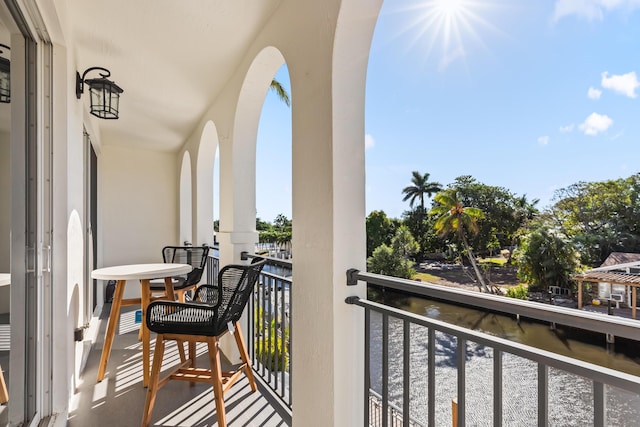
[403,319,410,427]
[538,363,548,427]
[457,338,466,427]
[494,349,503,427]
[593,381,606,427]
[428,328,435,427]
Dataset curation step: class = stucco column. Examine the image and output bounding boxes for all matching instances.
[217,128,260,360]
[287,2,377,423]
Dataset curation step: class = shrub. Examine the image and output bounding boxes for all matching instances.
[256,334,289,371]
[505,284,528,300]
[255,311,290,372]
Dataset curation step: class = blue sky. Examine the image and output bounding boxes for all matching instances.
[251,0,640,223]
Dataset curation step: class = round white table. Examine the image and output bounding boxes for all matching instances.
[92,263,192,386]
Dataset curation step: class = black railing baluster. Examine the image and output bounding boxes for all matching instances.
[538,363,548,427]
[403,319,410,427]
[365,308,371,427]
[494,349,502,427]
[428,328,435,427]
[457,337,466,427]
[594,381,605,427]
[382,312,389,427]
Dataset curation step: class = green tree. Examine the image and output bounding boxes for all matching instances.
[391,225,420,260]
[449,176,526,257]
[430,189,491,293]
[513,223,579,292]
[549,174,640,266]
[256,217,272,231]
[367,226,418,279]
[402,171,443,210]
[366,210,396,257]
[402,208,446,257]
[507,194,539,263]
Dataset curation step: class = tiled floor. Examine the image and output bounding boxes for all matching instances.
[68,306,290,427]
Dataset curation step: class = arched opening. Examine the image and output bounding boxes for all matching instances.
[218,46,286,262]
[196,121,218,246]
[256,64,292,257]
[179,152,192,244]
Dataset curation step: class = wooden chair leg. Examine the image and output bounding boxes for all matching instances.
[233,322,257,392]
[0,364,8,404]
[176,339,187,363]
[207,337,227,427]
[142,335,165,427]
[188,341,196,366]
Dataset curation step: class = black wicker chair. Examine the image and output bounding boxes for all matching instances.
[149,245,210,302]
[141,257,266,427]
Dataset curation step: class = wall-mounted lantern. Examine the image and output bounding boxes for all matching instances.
[76,66,123,119]
[0,44,10,103]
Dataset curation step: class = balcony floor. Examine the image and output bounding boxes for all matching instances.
[69,306,290,427]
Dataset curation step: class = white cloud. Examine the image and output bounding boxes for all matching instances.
[579,112,613,135]
[538,136,550,145]
[560,123,575,132]
[601,71,640,98]
[588,87,602,99]
[552,0,640,23]
[365,134,375,150]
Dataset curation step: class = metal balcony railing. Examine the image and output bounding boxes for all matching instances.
[346,270,640,426]
[207,251,292,408]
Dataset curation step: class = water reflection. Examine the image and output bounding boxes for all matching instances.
[372,288,640,375]
[368,288,640,426]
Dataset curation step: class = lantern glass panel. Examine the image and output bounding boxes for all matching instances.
[87,77,122,119]
[0,57,10,103]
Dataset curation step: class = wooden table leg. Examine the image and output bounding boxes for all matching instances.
[97,279,126,382]
[141,279,152,387]
[164,276,175,300]
[0,363,8,404]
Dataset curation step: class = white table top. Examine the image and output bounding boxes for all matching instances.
[91,263,192,281]
[0,273,9,287]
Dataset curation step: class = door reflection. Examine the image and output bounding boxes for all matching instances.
[0,16,10,421]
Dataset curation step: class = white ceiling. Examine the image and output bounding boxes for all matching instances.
[68,0,283,152]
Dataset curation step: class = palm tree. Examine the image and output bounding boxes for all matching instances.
[431,190,491,293]
[402,171,443,210]
[270,79,290,107]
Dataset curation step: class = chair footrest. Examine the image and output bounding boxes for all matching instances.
[167,364,249,388]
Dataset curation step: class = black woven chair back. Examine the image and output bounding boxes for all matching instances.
[147,258,265,337]
[215,258,265,329]
[162,245,209,287]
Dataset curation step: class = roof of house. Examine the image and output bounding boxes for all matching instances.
[572,252,640,286]
[600,252,640,267]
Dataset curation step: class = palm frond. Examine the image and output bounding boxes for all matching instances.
[270,79,291,107]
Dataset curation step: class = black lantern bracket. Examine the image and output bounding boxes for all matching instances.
[76,66,114,99]
[76,66,124,119]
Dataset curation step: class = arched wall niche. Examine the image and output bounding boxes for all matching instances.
[217,46,286,256]
[195,120,218,246]
[179,152,192,244]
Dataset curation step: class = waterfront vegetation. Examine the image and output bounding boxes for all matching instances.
[366,171,640,298]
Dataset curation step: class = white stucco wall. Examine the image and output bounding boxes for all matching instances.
[99,144,178,298]
[0,128,9,314]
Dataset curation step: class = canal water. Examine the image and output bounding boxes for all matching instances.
[369,289,640,426]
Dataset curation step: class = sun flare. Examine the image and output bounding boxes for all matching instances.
[392,0,504,71]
